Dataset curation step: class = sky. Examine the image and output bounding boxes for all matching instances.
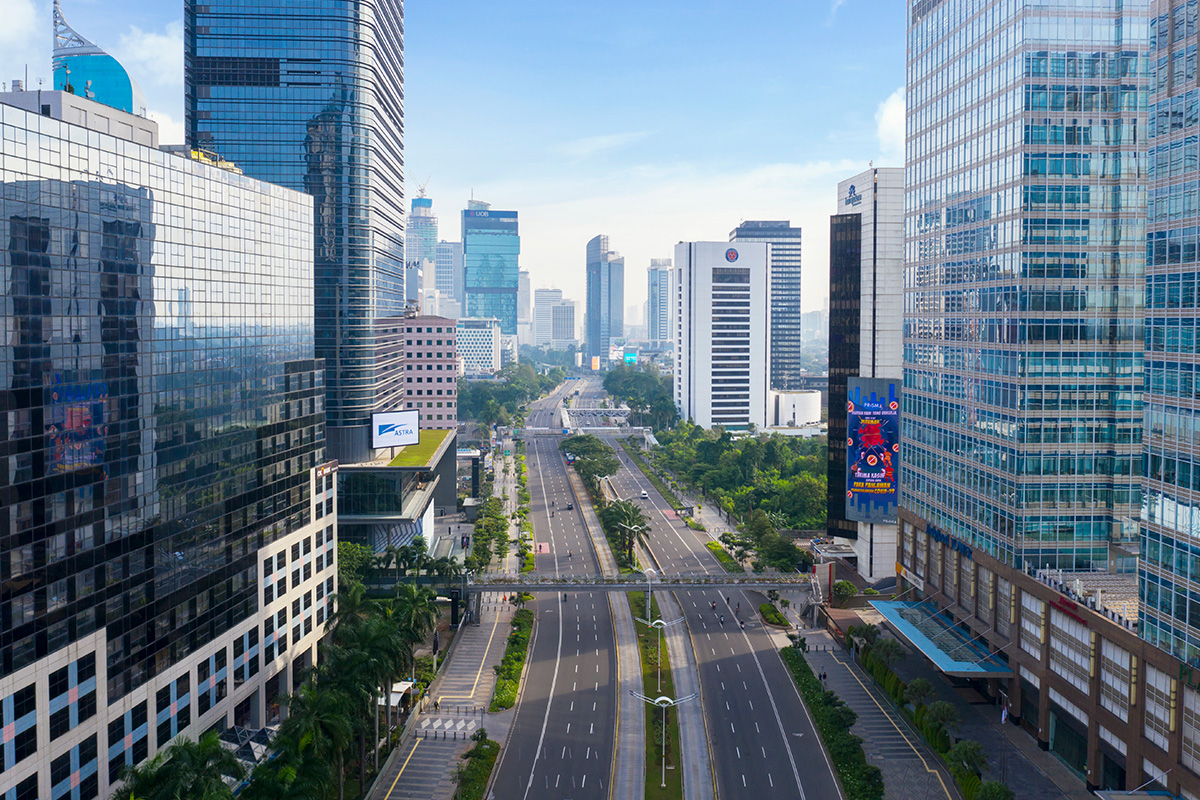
[1,0,906,315]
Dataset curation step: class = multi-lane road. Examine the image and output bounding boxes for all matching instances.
[492,376,839,799]
[490,385,618,799]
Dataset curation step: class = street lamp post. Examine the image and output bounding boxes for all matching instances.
[630,690,698,789]
[635,569,683,692]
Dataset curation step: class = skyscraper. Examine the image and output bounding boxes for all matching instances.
[585,235,625,360]
[902,1,1146,573]
[729,221,803,390]
[827,167,904,581]
[435,240,464,304]
[519,270,532,322]
[0,91,334,799]
[407,195,438,266]
[185,0,406,463]
[646,258,673,350]
[534,288,564,347]
[1143,0,1200,667]
[462,201,520,334]
[674,242,770,430]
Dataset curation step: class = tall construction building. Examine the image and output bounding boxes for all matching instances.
[585,235,625,361]
[185,0,406,463]
[462,201,520,335]
[646,258,674,350]
[407,194,438,266]
[730,220,803,390]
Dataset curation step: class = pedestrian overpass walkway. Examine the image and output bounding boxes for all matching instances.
[463,572,813,593]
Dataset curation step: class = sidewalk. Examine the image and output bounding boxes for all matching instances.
[369,593,515,800]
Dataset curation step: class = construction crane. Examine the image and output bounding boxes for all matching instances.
[416,174,431,198]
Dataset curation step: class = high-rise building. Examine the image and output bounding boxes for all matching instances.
[1144,0,1200,669]
[534,288,564,347]
[826,167,904,581]
[550,301,577,350]
[729,220,803,390]
[585,235,625,360]
[185,0,406,464]
[403,316,458,429]
[407,196,438,266]
[52,1,147,117]
[647,258,673,350]
[674,242,770,430]
[518,270,532,322]
[0,91,335,799]
[462,201,520,334]
[885,5,1200,798]
[457,318,503,376]
[435,240,464,303]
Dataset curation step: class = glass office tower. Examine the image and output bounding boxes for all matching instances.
[903,0,1148,571]
[585,235,625,360]
[185,0,406,463]
[1143,0,1200,666]
[730,221,804,390]
[407,196,437,266]
[462,202,520,334]
[647,259,673,349]
[0,95,333,799]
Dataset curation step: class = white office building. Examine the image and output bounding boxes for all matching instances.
[456,318,502,376]
[533,288,563,346]
[646,259,673,349]
[674,241,770,430]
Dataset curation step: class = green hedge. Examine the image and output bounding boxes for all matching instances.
[779,647,884,800]
[489,609,534,711]
[759,602,789,627]
[705,541,745,573]
[454,736,501,800]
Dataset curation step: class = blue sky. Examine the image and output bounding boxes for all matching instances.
[2,0,906,314]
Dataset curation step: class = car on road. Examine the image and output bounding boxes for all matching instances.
[640,490,649,499]
[566,502,574,510]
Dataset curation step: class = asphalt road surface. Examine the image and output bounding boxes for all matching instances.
[489,388,617,800]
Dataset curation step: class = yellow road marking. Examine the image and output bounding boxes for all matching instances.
[438,601,503,702]
[830,653,954,800]
[384,739,421,799]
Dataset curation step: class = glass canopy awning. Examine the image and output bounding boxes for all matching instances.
[868,600,1013,678]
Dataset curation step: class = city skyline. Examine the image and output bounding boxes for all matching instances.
[0,0,905,315]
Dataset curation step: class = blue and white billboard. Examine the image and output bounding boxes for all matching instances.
[372,410,420,449]
[846,378,900,524]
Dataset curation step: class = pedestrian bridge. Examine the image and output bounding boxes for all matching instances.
[463,572,813,593]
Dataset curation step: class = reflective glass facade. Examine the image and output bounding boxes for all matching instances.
[829,213,863,542]
[903,0,1148,570]
[0,100,325,794]
[729,221,804,390]
[585,234,625,359]
[647,259,673,348]
[462,207,519,334]
[185,0,406,462]
[1142,0,1200,667]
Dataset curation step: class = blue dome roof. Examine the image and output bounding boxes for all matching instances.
[52,0,147,117]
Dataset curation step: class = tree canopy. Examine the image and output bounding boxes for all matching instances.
[602,364,678,430]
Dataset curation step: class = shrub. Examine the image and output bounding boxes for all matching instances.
[958,772,981,800]
[759,602,788,627]
[489,609,534,711]
[974,781,1015,800]
[779,647,884,800]
[832,580,859,605]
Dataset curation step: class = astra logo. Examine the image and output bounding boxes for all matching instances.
[378,423,415,437]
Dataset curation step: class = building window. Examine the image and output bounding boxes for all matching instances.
[976,567,994,627]
[1100,640,1132,722]
[1183,685,1200,774]
[996,578,1012,638]
[1048,609,1091,693]
[1145,666,1175,751]
[1019,594,1045,657]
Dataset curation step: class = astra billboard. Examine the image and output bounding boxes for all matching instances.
[372,410,420,449]
[845,377,900,524]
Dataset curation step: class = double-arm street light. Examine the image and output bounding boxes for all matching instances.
[630,689,699,789]
[635,569,683,692]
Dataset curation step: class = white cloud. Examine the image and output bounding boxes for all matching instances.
[113,21,184,91]
[826,0,847,26]
[875,86,905,164]
[0,0,51,91]
[554,131,651,161]
[148,109,184,146]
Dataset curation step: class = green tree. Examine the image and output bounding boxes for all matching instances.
[599,500,650,563]
[924,700,961,735]
[905,677,936,707]
[832,580,859,606]
[280,680,355,800]
[870,637,906,670]
[241,730,334,800]
[975,781,1016,800]
[946,739,988,779]
[336,542,375,586]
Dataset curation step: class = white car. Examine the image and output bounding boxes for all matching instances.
[640,490,649,499]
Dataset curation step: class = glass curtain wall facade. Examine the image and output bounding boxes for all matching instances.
[1143,0,1200,667]
[730,221,804,390]
[0,101,325,797]
[184,0,406,463]
[829,213,864,541]
[435,240,463,303]
[647,259,673,348]
[903,0,1148,570]
[585,234,625,360]
[406,196,437,266]
[462,205,519,334]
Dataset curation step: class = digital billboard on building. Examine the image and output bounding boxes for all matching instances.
[372,410,421,448]
[845,377,900,523]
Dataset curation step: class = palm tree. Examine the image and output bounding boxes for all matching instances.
[946,739,988,778]
[925,700,961,735]
[317,645,381,800]
[325,581,374,641]
[113,730,245,800]
[600,500,650,563]
[241,730,334,800]
[905,677,936,707]
[280,681,354,800]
